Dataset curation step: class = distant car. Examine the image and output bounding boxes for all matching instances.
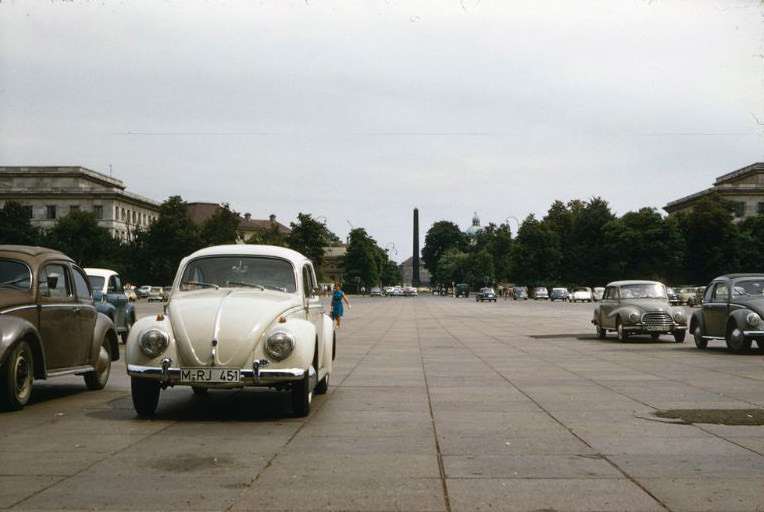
[592,287,605,302]
[476,287,497,302]
[592,280,687,342]
[571,287,593,303]
[86,268,137,343]
[125,244,333,417]
[0,245,119,410]
[666,287,679,305]
[513,286,529,300]
[370,287,382,297]
[162,286,172,301]
[550,288,569,301]
[136,285,152,299]
[690,274,764,353]
[533,287,549,300]
[456,283,469,298]
[146,286,164,302]
[384,286,395,296]
[676,286,698,306]
[691,286,706,307]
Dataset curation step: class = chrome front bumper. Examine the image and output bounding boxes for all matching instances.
[127,362,309,387]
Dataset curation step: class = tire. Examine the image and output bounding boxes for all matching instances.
[650,333,661,340]
[674,330,686,343]
[191,386,208,396]
[291,369,313,417]
[0,340,34,411]
[596,322,606,340]
[693,324,708,349]
[616,319,629,341]
[131,377,161,417]
[726,324,751,354]
[84,336,112,390]
[315,373,329,395]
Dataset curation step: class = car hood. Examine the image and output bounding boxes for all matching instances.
[168,289,299,367]
[623,299,672,312]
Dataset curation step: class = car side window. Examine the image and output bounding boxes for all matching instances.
[703,285,714,303]
[711,283,729,302]
[72,267,92,300]
[40,264,71,299]
[302,265,316,298]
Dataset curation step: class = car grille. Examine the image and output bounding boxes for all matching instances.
[642,312,672,327]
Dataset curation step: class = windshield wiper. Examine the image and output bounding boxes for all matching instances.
[226,281,265,290]
[181,280,219,290]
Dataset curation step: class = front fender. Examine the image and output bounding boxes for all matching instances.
[126,301,136,321]
[610,306,641,326]
[274,318,316,370]
[93,313,119,362]
[0,315,46,378]
[728,308,754,332]
[95,301,116,320]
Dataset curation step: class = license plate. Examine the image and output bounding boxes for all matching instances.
[180,368,240,383]
[645,325,665,331]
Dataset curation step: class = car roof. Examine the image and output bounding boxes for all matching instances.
[0,245,73,264]
[84,268,118,277]
[606,280,664,287]
[711,273,764,281]
[181,244,312,266]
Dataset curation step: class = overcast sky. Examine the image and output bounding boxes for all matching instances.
[1,0,762,263]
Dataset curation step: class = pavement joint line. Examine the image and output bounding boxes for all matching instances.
[423,299,674,512]
[416,304,452,512]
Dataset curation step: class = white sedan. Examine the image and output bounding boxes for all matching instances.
[126,245,335,417]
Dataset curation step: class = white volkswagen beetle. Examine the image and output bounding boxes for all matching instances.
[126,245,334,417]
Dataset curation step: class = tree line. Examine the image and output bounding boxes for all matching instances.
[0,196,400,288]
[422,193,764,290]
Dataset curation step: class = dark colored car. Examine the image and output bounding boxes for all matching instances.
[456,283,469,298]
[513,286,528,300]
[0,245,119,410]
[690,274,764,353]
[476,287,497,302]
[86,268,136,343]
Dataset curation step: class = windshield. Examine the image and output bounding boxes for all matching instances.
[0,259,32,291]
[179,256,296,293]
[88,276,105,291]
[732,279,764,297]
[619,283,667,299]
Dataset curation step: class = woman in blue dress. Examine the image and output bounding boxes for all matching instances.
[331,282,350,329]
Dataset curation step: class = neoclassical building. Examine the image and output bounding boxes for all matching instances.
[664,162,764,219]
[0,166,160,240]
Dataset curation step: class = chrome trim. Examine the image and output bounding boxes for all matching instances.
[127,363,306,385]
[47,365,95,377]
[743,330,764,336]
[0,305,38,315]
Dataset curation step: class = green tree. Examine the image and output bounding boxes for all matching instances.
[473,222,512,282]
[564,197,616,284]
[0,201,41,245]
[737,214,764,272]
[510,214,562,285]
[200,203,240,246]
[286,213,332,273]
[422,221,467,281]
[44,210,120,267]
[247,222,287,246]
[343,228,381,290]
[130,196,203,285]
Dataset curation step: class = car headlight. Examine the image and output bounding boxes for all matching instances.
[673,310,686,324]
[139,328,170,358]
[746,312,762,327]
[265,330,295,361]
[629,312,640,323]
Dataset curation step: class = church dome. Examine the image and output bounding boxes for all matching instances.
[465,212,483,237]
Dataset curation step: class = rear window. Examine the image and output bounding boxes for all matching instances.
[0,259,32,291]
[88,275,106,291]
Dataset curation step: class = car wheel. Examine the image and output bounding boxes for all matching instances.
[687,298,695,307]
[693,324,708,349]
[315,373,329,395]
[191,386,208,396]
[291,368,313,417]
[674,330,686,343]
[596,322,606,339]
[650,333,660,340]
[84,336,112,390]
[131,377,161,417]
[616,318,629,341]
[0,340,34,411]
[726,324,751,354]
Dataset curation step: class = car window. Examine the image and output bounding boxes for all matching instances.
[733,279,764,297]
[0,259,32,291]
[180,256,297,293]
[620,283,666,299]
[711,284,729,302]
[88,275,105,291]
[40,264,71,299]
[109,275,122,292]
[72,267,92,300]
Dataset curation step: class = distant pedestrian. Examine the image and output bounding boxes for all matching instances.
[331,282,350,329]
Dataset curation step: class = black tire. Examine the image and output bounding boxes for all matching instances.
[291,369,313,417]
[0,340,34,411]
[726,324,751,354]
[616,319,629,341]
[84,336,112,390]
[650,333,661,340]
[596,323,606,340]
[191,386,208,396]
[131,377,161,417]
[674,330,686,343]
[693,324,708,349]
[315,374,329,395]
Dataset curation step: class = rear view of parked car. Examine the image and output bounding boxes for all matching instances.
[0,245,119,411]
[571,287,592,302]
[533,287,549,300]
[476,287,497,302]
[86,268,136,343]
[513,286,528,300]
